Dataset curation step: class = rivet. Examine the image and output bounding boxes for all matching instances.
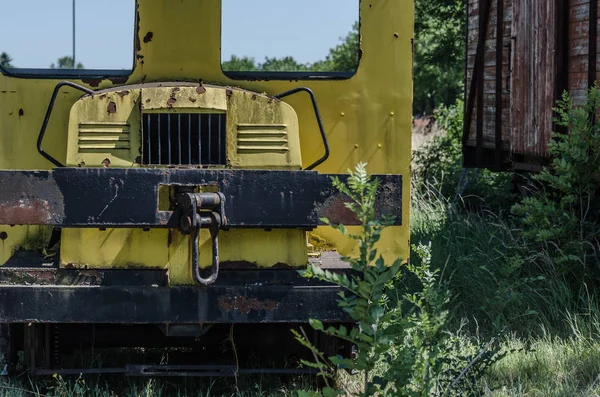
[393,32,399,38]
[341,112,345,116]
[354,144,359,149]
[378,144,382,149]
[390,111,395,116]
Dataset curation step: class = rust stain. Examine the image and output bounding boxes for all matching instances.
[196,86,206,94]
[226,89,233,98]
[189,97,197,102]
[18,108,24,116]
[251,94,258,100]
[82,78,102,88]
[99,94,107,100]
[0,232,7,241]
[102,158,111,168]
[219,261,296,270]
[167,97,177,107]
[314,194,358,225]
[0,269,55,285]
[0,268,104,286]
[218,296,278,315]
[117,90,130,97]
[0,200,53,225]
[135,4,141,52]
[108,76,128,85]
[107,102,117,114]
[25,270,55,282]
[143,31,154,43]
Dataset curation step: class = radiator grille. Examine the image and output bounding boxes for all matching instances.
[142,113,226,165]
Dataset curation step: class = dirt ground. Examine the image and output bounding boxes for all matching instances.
[412,116,444,152]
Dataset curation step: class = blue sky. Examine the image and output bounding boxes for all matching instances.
[0,0,358,70]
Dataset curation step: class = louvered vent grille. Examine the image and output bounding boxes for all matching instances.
[78,122,131,152]
[142,113,226,165]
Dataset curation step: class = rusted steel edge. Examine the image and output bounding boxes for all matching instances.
[495,0,504,170]
[590,0,598,90]
[463,0,493,162]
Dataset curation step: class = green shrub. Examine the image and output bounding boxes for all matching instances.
[296,164,507,396]
[512,85,600,290]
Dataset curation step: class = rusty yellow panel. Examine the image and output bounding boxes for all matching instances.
[0,0,413,268]
[0,225,53,266]
[67,89,142,167]
[129,0,412,262]
[61,228,307,285]
[0,79,78,170]
[227,89,301,170]
[141,85,226,112]
[60,83,303,272]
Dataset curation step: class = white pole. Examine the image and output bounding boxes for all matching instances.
[73,0,76,67]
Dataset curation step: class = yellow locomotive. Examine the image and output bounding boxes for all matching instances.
[0,1,412,375]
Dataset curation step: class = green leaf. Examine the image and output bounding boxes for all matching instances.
[309,318,324,331]
[322,387,342,397]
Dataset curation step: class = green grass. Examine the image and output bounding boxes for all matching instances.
[411,181,600,396]
[0,374,319,396]
[3,181,600,396]
[482,332,600,396]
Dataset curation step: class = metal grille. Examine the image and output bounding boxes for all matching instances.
[142,113,226,165]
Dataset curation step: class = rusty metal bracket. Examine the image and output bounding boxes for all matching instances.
[176,192,226,285]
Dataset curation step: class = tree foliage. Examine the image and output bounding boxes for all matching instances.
[222,22,358,73]
[414,0,466,115]
[50,56,84,69]
[0,52,13,68]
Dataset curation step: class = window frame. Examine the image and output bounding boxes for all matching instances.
[0,1,137,79]
[220,3,361,81]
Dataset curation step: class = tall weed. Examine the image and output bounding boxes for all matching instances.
[296,164,506,396]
